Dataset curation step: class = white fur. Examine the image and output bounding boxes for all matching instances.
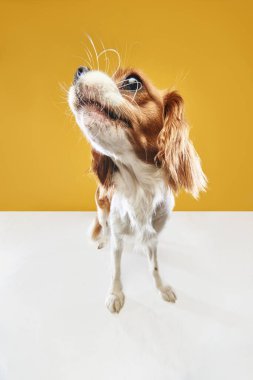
[68,70,177,313]
[81,71,122,106]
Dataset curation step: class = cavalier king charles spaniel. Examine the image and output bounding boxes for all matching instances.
[68,66,206,313]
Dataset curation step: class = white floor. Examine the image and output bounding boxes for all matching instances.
[0,212,252,380]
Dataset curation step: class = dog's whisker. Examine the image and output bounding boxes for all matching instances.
[84,46,94,69]
[118,82,143,93]
[87,34,100,70]
[97,48,121,76]
[116,79,127,85]
[79,51,93,68]
[74,51,93,70]
[122,93,141,114]
[99,39,110,74]
[59,82,69,94]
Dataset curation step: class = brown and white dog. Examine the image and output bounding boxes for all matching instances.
[68,66,207,313]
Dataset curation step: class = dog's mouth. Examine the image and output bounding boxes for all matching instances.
[76,92,131,128]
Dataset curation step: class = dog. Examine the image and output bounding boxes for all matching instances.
[68,66,207,313]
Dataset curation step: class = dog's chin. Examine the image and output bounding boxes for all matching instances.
[69,88,133,158]
[76,110,128,159]
[82,103,114,124]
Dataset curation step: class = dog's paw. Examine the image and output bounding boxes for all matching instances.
[105,291,125,313]
[97,241,104,249]
[97,237,108,250]
[159,286,177,303]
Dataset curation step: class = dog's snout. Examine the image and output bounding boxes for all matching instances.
[74,66,90,83]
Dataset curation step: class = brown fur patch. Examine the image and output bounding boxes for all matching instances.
[113,68,164,164]
[91,186,112,241]
[95,186,111,213]
[91,149,118,189]
[91,216,102,241]
[155,92,207,197]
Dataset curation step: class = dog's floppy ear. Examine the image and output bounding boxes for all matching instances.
[91,149,118,188]
[155,91,207,198]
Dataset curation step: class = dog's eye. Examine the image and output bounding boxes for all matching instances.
[121,75,142,92]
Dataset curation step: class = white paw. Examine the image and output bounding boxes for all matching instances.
[160,286,177,303]
[105,291,125,313]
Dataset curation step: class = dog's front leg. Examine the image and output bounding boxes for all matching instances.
[146,238,177,303]
[105,234,125,313]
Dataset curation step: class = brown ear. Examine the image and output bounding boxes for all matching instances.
[155,91,207,198]
[91,149,118,188]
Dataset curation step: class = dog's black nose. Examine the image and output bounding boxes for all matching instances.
[74,66,90,83]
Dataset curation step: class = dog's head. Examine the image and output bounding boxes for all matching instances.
[68,66,206,197]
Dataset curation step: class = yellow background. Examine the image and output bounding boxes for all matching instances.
[0,0,252,211]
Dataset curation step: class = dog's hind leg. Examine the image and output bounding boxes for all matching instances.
[91,186,110,249]
[90,216,103,245]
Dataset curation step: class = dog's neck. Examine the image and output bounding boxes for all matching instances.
[113,155,164,192]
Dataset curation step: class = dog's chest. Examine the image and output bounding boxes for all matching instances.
[111,164,167,236]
